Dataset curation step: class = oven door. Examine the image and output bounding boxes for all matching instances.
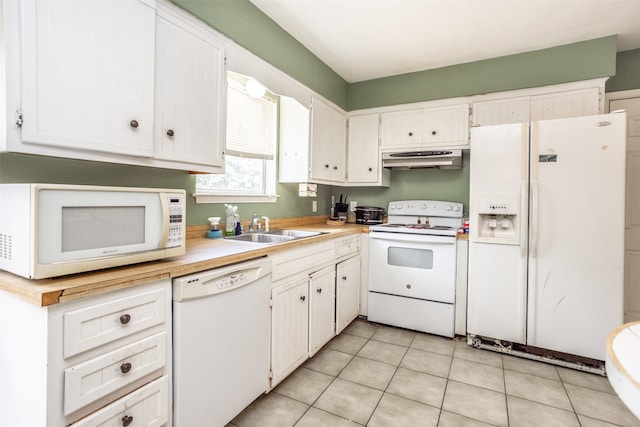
[368,231,456,303]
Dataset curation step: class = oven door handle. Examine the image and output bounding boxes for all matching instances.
[369,232,456,245]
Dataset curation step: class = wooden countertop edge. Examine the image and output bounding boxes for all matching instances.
[0,222,365,307]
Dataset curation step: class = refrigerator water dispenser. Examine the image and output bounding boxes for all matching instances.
[475,195,519,243]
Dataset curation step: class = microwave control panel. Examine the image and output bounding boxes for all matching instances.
[166,193,186,247]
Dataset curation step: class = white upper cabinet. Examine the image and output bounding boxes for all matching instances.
[380,109,422,149]
[20,0,156,157]
[470,96,530,127]
[421,104,470,146]
[529,88,600,121]
[153,4,226,171]
[472,84,603,126]
[278,96,310,183]
[380,104,469,150]
[346,114,389,187]
[309,97,347,184]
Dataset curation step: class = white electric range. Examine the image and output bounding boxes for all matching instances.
[368,200,463,337]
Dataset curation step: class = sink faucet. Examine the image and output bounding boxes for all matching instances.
[262,216,270,232]
[250,214,260,232]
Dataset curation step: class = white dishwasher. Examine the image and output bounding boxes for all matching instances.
[172,257,272,427]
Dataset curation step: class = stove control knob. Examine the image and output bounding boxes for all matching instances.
[396,203,403,210]
[420,203,427,210]
[389,203,396,210]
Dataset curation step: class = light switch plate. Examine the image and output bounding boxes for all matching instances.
[349,201,357,212]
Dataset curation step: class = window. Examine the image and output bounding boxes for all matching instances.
[195,73,278,203]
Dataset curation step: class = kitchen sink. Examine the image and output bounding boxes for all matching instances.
[265,229,323,238]
[225,229,325,244]
[225,233,294,244]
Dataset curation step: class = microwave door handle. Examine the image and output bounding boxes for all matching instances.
[158,193,170,248]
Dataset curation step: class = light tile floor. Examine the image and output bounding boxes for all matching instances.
[229,319,640,427]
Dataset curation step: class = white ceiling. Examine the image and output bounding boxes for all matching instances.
[249,0,640,83]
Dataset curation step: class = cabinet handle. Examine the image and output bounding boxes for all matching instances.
[408,132,413,136]
[342,275,347,280]
[129,120,139,128]
[368,167,372,172]
[119,314,131,325]
[300,295,306,302]
[324,164,329,168]
[120,362,132,374]
[166,129,174,137]
[333,166,338,170]
[121,415,134,427]
[317,288,322,294]
[431,130,437,135]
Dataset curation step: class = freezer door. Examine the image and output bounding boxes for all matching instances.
[527,113,626,360]
[468,123,529,344]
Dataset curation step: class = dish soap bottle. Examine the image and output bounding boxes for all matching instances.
[224,204,235,236]
[206,217,222,239]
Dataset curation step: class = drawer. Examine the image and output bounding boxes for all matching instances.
[64,288,166,358]
[271,242,334,282]
[335,236,359,260]
[70,376,169,427]
[64,332,166,415]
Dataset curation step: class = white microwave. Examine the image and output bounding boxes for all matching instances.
[0,184,186,279]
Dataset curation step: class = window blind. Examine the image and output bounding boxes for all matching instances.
[225,85,276,160]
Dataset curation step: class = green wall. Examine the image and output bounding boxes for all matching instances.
[607,48,640,92]
[3,1,640,225]
[349,36,617,110]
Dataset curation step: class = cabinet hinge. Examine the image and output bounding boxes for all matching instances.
[15,110,23,128]
[269,370,273,379]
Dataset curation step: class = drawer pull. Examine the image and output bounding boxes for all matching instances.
[342,275,347,280]
[300,295,306,302]
[129,119,139,129]
[121,415,134,427]
[120,362,132,374]
[317,288,322,294]
[119,314,131,325]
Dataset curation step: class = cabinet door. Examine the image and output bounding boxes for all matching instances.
[279,96,310,183]
[154,9,225,170]
[20,0,155,157]
[380,109,422,149]
[421,104,470,147]
[472,97,531,126]
[310,98,347,184]
[308,266,336,356]
[530,88,600,121]
[336,255,360,334]
[347,114,381,184]
[271,277,309,386]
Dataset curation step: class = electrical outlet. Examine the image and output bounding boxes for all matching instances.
[349,201,357,212]
[312,200,317,212]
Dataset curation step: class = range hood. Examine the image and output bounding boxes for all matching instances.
[382,149,462,169]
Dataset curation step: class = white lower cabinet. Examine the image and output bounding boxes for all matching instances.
[336,255,361,334]
[70,376,169,427]
[0,280,172,427]
[269,235,362,388]
[270,276,310,387]
[309,266,337,356]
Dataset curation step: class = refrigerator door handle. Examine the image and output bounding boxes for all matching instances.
[530,178,539,259]
[520,179,528,258]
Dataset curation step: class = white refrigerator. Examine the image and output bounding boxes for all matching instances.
[467,112,626,361]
